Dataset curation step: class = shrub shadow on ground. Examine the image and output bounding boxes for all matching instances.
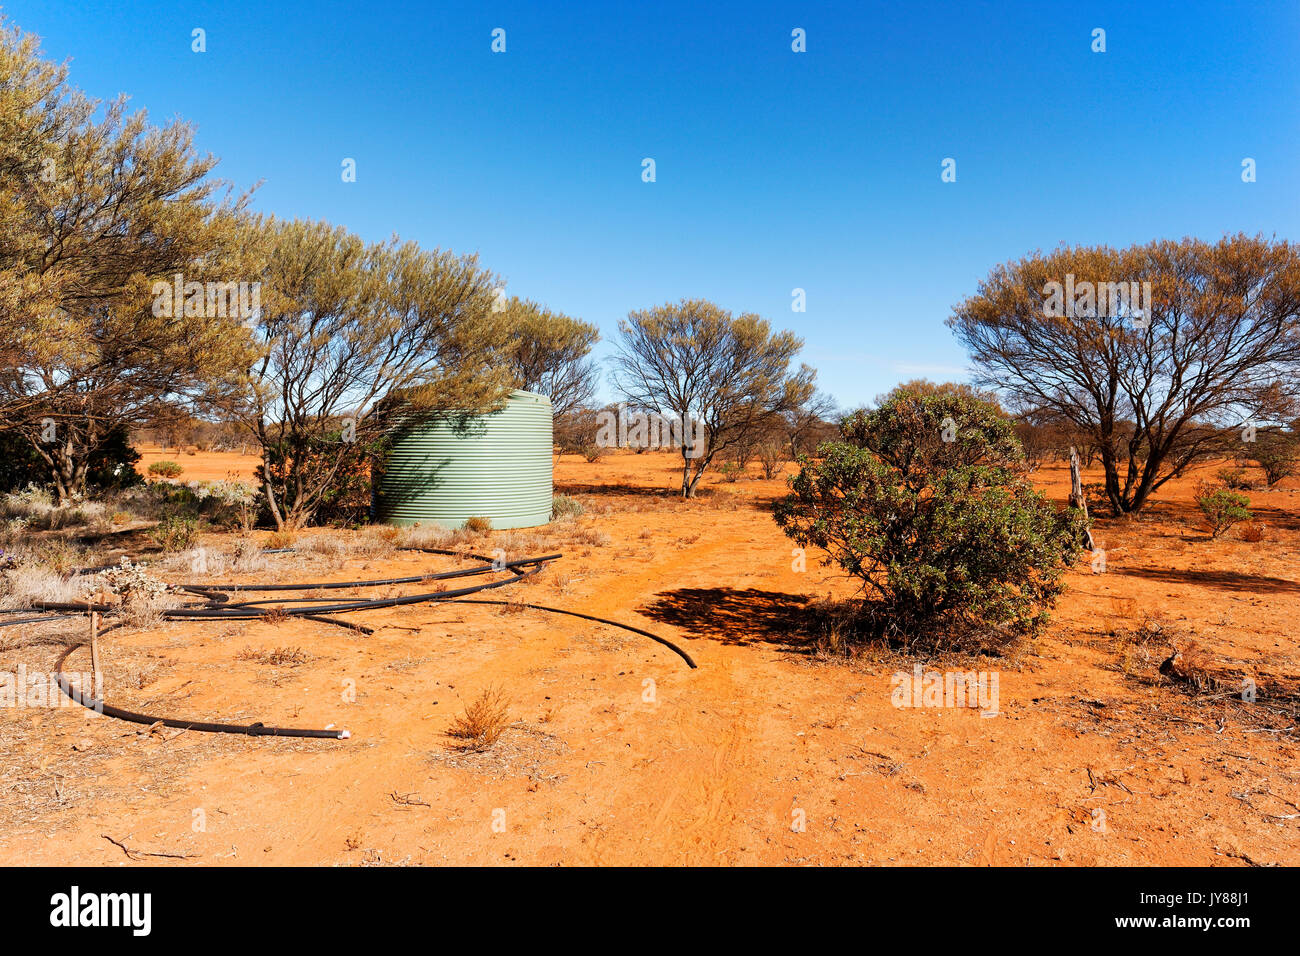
[554,482,677,500]
[1118,566,1300,594]
[638,587,814,649]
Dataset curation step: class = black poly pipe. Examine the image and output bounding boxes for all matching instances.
[29,552,560,620]
[181,551,561,593]
[36,547,696,741]
[446,599,698,669]
[54,646,349,739]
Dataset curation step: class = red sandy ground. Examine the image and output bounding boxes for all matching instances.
[1,449,1297,866]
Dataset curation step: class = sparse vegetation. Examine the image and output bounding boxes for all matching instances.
[463,516,492,534]
[147,461,184,479]
[1194,483,1251,539]
[238,645,309,666]
[952,236,1300,514]
[93,557,175,627]
[756,441,788,479]
[448,686,512,751]
[612,298,817,497]
[1215,466,1251,490]
[551,495,584,520]
[266,529,296,550]
[148,515,201,552]
[1249,429,1299,487]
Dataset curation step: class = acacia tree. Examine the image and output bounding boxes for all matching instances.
[612,298,815,497]
[950,236,1300,513]
[876,379,1000,407]
[0,17,80,391]
[0,19,255,499]
[498,296,600,417]
[244,218,511,529]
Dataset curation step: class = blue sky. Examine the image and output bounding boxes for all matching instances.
[6,0,1298,410]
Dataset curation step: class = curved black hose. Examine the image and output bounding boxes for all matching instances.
[32,546,696,741]
[446,599,698,669]
[0,614,67,626]
[182,551,559,593]
[54,645,348,739]
[28,552,561,620]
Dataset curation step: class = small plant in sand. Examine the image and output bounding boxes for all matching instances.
[97,558,168,603]
[238,645,309,666]
[149,514,201,552]
[147,460,183,479]
[259,606,290,625]
[448,686,512,751]
[463,516,492,534]
[1194,483,1251,539]
[551,494,584,520]
[266,529,296,549]
[1238,520,1267,543]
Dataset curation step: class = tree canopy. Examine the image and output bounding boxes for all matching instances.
[612,298,815,496]
[950,235,1300,513]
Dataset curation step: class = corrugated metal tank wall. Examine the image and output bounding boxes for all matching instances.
[374,390,553,529]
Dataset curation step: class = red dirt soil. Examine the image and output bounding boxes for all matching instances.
[1,450,1297,866]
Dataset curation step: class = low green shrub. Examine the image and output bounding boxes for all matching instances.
[1215,466,1251,490]
[1194,483,1251,539]
[149,515,201,552]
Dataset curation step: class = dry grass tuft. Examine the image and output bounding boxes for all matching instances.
[238,645,310,666]
[0,564,85,609]
[266,529,296,550]
[463,516,492,535]
[448,686,512,751]
[398,523,453,550]
[1239,520,1267,543]
[259,606,290,625]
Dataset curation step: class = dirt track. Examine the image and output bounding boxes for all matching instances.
[1,450,1297,866]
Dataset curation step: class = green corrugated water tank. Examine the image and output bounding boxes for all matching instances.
[374,389,553,529]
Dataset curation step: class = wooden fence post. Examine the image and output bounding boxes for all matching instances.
[1069,446,1095,550]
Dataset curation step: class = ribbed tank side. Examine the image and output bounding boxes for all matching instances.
[374,390,553,529]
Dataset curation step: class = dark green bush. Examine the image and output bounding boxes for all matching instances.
[261,427,381,527]
[147,460,183,478]
[775,391,1083,651]
[0,426,142,493]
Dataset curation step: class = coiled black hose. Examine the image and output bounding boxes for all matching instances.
[17,546,695,739]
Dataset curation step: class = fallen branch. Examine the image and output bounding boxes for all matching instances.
[102,834,199,861]
[389,791,429,808]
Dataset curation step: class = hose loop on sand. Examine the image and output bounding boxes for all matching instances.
[16,547,694,739]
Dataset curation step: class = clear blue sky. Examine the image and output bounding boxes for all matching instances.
[7,0,1298,410]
